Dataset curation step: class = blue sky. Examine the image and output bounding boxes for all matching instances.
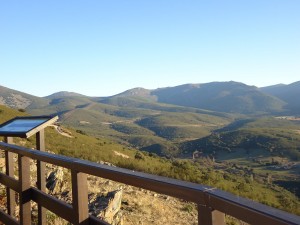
[0,1,299,97]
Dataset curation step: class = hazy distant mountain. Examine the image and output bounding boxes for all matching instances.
[259,83,286,92]
[113,87,153,99]
[151,82,286,114]
[1,80,297,115]
[45,91,87,99]
[0,85,49,109]
[260,81,300,113]
[106,82,286,114]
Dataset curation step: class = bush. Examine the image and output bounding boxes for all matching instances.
[76,130,87,135]
[135,152,145,160]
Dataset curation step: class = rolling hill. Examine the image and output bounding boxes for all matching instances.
[182,117,300,158]
[56,100,232,156]
[260,81,300,114]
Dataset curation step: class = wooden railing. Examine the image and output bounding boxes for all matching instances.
[0,141,299,225]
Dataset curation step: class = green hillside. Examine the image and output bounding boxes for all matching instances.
[181,117,300,193]
[29,96,94,115]
[0,105,299,215]
[0,104,27,120]
[183,117,300,153]
[136,112,228,141]
[23,94,232,156]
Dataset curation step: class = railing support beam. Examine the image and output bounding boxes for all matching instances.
[72,170,89,225]
[4,136,16,217]
[19,155,31,225]
[36,130,46,225]
[198,204,225,225]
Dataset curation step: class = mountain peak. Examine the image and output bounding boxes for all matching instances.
[45,91,86,99]
[113,87,152,97]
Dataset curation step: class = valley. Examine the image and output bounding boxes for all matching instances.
[0,81,300,217]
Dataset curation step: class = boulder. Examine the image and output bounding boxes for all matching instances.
[89,188,123,225]
[46,168,67,195]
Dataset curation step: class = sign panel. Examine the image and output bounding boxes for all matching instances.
[0,116,58,138]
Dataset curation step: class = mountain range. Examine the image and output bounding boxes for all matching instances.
[0,81,299,155]
[1,81,300,195]
[1,81,299,115]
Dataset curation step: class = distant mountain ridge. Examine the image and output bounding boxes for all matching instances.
[45,91,87,99]
[150,81,286,114]
[103,81,288,114]
[1,80,299,115]
[260,81,300,113]
[113,87,152,98]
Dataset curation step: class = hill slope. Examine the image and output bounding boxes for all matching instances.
[57,101,232,156]
[0,85,49,109]
[261,81,300,114]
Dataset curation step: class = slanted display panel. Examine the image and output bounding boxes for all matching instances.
[0,119,48,133]
[0,116,58,138]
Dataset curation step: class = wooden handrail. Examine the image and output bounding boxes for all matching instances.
[0,142,299,225]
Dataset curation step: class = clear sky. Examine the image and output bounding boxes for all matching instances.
[0,1,299,97]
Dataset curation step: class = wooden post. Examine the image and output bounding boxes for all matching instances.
[18,155,31,225]
[36,130,46,225]
[4,137,16,217]
[72,170,89,225]
[198,204,225,225]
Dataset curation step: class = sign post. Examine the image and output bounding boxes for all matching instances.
[0,116,58,225]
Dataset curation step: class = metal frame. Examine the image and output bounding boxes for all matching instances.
[0,116,58,138]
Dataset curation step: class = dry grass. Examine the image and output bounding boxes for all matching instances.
[88,175,198,225]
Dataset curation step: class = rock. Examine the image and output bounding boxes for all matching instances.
[89,188,123,225]
[46,168,67,195]
[105,180,113,186]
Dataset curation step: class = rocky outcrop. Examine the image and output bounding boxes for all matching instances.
[46,167,69,195]
[89,188,123,225]
[45,168,123,224]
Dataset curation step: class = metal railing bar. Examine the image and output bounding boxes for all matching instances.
[0,209,19,225]
[0,173,20,192]
[0,142,208,203]
[30,188,75,224]
[207,189,300,225]
[89,216,111,225]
